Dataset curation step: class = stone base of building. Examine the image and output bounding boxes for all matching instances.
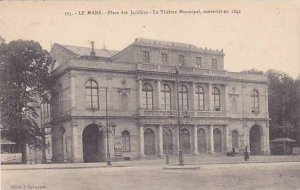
[72,157,84,163]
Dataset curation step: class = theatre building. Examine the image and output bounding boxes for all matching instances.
[47,38,270,163]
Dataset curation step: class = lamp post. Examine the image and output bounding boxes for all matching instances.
[105,87,117,166]
[175,67,185,166]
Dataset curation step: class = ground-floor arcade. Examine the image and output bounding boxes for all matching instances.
[50,118,270,163]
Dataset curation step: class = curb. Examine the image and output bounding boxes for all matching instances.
[1,165,130,171]
[2,160,300,171]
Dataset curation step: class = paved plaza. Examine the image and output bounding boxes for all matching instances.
[2,156,300,190]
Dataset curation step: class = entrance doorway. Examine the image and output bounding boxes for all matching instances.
[197,128,207,153]
[144,128,156,155]
[180,128,190,154]
[82,124,104,163]
[232,130,239,150]
[250,125,262,155]
[163,127,173,154]
[213,128,222,152]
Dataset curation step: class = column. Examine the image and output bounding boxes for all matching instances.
[224,85,229,113]
[158,124,163,157]
[224,125,229,152]
[210,125,214,155]
[192,83,197,111]
[70,74,76,109]
[176,127,180,155]
[71,122,82,162]
[139,126,145,157]
[193,125,199,155]
[208,83,212,111]
[266,124,270,155]
[138,79,143,110]
[157,80,161,110]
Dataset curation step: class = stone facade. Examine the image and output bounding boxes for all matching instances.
[47,38,270,163]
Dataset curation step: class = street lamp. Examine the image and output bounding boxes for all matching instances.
[105,122,117,166]
[104,86,117,166]
[175,66,186,166]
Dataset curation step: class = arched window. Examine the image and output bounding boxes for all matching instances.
[161,84,171,110]
[179,85,188,111]
[142,83,153,110]
[251,90,259,113]
[212,87,220,111]
[196,86,205,111]
[122,130,130,152]
[85,80,99,109]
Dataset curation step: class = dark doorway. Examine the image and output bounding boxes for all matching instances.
[180,128,190,154]
[250,125,262,155]
[213,128,222,152]
[82,124,104,163]
[198,128,207,153]
[163,127,173,154]
[232,130,239,150]
[144,128,156,155]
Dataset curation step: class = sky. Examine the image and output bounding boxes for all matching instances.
[0,1,299,78]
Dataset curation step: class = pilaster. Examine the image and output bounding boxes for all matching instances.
[158,124,163,157]
[193,125,199,155]
[139,125,145,157]
[210,125,214,155]
[138,79,143,110]
[157,80,161,110]
[192,83,197,111]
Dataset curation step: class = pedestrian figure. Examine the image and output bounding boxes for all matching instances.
[244,146,249,161]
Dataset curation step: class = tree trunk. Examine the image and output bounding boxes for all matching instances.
[18,127,27,164]
[42,127,47,164]
[21,142,27,164]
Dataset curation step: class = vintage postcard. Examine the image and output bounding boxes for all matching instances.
[1,1,300,190]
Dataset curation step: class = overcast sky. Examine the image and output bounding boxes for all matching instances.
[1,1,299,78]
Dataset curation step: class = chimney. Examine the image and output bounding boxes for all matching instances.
[90,41,96,57]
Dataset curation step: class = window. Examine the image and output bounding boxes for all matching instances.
[85,80,99,109]
[251,90,259,113]
[40,103,50,119]
[231,97,237,113]
[196,86,205,111]
[143,51,150,63]
[161,84,171,110]
[196,57,202,68]
[142,83,153,110]
[212,87,220,111]
[120,93,128,111]
[161,53,168,65]
[179,55,185,66]
[179,85,188,111]
[122,131,131,152]
[212,58,218,69]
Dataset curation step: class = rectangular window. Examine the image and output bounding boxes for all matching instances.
[179,55,185,66]
[212,59,218,69]
[143,51,150,63]
[196,57,202,68]
[161,53,168,65]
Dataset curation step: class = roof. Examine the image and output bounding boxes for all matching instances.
[58,44,119,58]
[133,38,223,54]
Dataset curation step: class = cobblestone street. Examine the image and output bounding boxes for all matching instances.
[2,156,300,190]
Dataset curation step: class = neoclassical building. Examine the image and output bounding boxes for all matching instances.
[46,38,270,163]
